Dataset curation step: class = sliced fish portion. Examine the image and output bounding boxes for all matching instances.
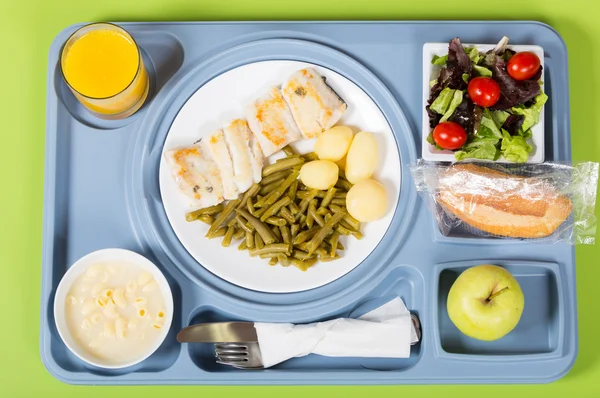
[201,130,238,200]
[246,86,302,157]
[164,143,225,209]
[282,68,347,139]
[248,131,264,183]
[223,119,255,192]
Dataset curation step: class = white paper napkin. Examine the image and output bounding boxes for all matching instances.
[254,297,419,368]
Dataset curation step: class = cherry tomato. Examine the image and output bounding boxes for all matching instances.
[507,51,541,80]
[433,121,467,150]
[467,77,501,107]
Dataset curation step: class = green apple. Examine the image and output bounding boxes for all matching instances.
[447,264,524,341]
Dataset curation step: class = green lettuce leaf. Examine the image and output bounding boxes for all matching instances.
[462,73,470,83]
[492,110,510,127]
[510,91,548,133]
[440,90,464,122]
[501,130,532,163]
[455,140,499,161]
[464,47,481,64]
[479,109,503,138]
[430,87,455,115]
[518,129,533,139]
[473,64,492,77]
[431,54,448,65]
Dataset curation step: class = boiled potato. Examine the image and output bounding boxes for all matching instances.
[346,179,387,222]
[345,131,378,184]
[300,160,339,190]
[314,126,354,161]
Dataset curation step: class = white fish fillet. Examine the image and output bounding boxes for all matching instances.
[248,131,264,183]
[164,143,224,209]
[246,86,302,157]
[282,68,347,139]
[201,130,238,200]
[223,119,256,192]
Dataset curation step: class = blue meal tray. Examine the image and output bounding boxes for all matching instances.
[40,21,576,385]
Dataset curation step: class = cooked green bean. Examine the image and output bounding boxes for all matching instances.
[336,224,352,235]
[289,202,300,215]
[235,209,276,245]
[249,243,291,257]
[262,157,304,177]
[255,232,264,250]
[290,224,300,239]
[351,230,364,240]
[320,254,340,262]
[334,192,347,199]
[238,240,247,251]
[320,187,337,209]
[279,207,296,224]
[280,225,291,244]
[329,231,340,257]
[299,214,307,226]
[287,179,298,201]
[292,250,315,261]
[198,214,215,225]
[236,184,260,209]
[227,218,238,228]
[282,145,297,157]
[261,170,289,185]
[306,211,345,255]
[236,214,254,233]
[301,152,319,162]
[265,217,287,227]
[306,201,315,229]
[254,206,268,218]
[260,196,292,222]
[185,203,225,222]
[271,225,282,242]
[207,199,240,237]
[246,197,258,217]
[331,198,346,206]
[296,190,327,199]
[293,227,320,245]
[316,207,330,217]
[337,241,345,250]
[308,202,325,227]
[208,226,227,239]
[233,229,245,240]
[295,242,310,251]
[295,189,319,220]
[339,167,346,179]
[315,247,328,258]
[335,178,353,191]
[268,257,278,266]
[290,257,318,271]
[245,231,255,249]
[259,178,285,196]
[222,226,235,247]
[277,253,290,267]
[257,171,300,208]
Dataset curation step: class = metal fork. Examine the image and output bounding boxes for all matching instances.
[215,314,422,369]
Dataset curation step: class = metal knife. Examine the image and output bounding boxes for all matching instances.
[177,322,258,343]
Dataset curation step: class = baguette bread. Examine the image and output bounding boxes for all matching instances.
[437,164,572,238]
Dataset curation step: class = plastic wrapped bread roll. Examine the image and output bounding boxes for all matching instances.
[411,161,599,244]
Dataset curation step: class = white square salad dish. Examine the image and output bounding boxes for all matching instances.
[422,41,545,163]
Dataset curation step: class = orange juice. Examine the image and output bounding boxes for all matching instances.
[61,23,150,119]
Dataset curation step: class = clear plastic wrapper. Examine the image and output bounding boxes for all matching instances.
[411,160,599,244]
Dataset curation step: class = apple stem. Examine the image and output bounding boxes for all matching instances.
[487,286,509,301]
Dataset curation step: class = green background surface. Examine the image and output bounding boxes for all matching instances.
[2,0,599,396]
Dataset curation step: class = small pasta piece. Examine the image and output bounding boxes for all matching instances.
[90,312,103,324]
[155,310,166,323]
[115,317,127,340]
[133,297,147,308]
[112,288,126,308]
[142,281,158,293]
[95,296,108,308]
[152,323,163,330]
[66,295,77,305]
[86,264,103,278]
[81,318,92,330]
[126,280,137,294]
[91,283,106,298]
[99,271,109,283]
[106,265,117,275]
[103,300,119,319]
[137,271,153,286]
[128,318,138,330]
[137,308,148,318]
[99,288,114,299]
[81,298,96,315]
[103,320,116,339]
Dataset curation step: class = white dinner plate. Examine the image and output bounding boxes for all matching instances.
[158,60,401,293]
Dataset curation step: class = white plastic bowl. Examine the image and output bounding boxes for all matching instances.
[53,248,174,369]
[422,42,545,163]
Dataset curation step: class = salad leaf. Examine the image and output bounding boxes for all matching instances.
[450,38,474,77]
[487,55,541,110]
[455,140,499,161]
[464,47,481,64]
[449,98,481,134]
[479,109,503,138]
[440,90,464,122]
[510,91,548,132]
[473,64,492,77]
[430,87,455,115]
[501,130,532,163]
[462,73,470,83]
[492,110,510,126]
[519,129,533,139]
[432,54,448,65]
[501,114,525,135]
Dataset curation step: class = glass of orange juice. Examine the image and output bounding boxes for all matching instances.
[60,23,150,119]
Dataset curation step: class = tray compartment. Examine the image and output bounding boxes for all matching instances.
[434,260,563,357]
